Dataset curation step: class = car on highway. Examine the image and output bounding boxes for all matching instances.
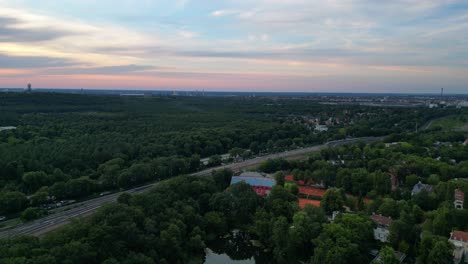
[0,216,6,221]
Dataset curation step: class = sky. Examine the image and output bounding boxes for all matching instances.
[0,0,467,93]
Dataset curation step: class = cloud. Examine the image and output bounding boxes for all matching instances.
[0,53,76,68]
[0,1,467,92]
[211,9,239,17]
[175,0,190,9]
[44,64,158,75]
[178,30,198,39]
[0,16,73,42]
[248,33,269,41]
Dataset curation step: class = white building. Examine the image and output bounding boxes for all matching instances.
[371,213,393,243]
[315,125,328,132]
[457,101,468,108]
[449,231,468,264]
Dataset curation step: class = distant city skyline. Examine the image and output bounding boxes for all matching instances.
[0,0,468,93]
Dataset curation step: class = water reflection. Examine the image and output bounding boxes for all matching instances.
[204,230,271,264]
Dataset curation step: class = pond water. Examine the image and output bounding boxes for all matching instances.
[203,231,271,264]
[204,249,255,264]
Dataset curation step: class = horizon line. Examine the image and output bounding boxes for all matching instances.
[1,87,468,96]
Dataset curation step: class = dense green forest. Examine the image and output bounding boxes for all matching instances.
[0,93,454,217]
[1,127,467,263]
[0,93,467,263]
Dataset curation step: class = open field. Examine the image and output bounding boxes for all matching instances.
[427,115,467,131]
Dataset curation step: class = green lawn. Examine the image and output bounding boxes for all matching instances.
[429,115,467,131]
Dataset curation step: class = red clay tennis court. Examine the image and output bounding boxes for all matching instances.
[298,186,326,197]
[298,198,321,208]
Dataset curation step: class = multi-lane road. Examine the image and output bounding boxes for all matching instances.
[192,136,381,176]
[0,136,381,239]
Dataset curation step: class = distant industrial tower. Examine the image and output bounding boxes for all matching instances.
[26,83,32,92]
[440,88,444,98]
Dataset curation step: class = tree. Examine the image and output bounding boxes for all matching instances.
[377,198,399,218]
[272,216,289,263]
[49,181,67,199]
[208,155,222,166]
[274,171,285,186]
[288,209,324,261]
[21,207,45,222]
[427,241,453,264]
[350,169,370,196]
[431,206,450,236]
[30,187,49,206]
[321,188,345,214]
[266,185,298,219]
[290,184,299,196]
[117,193,132,205]
[405,174,420,189]
[0,191,28,214]
[312,214,373,264]
[98,158,125,188]
[254,209,273,244]
[204,211,227,237]
[311,224,359,264]
[189,154,200,172]
[22,171,50,193]
[209,181,261,226]
[375,247,400,264]
[212,169,232,190]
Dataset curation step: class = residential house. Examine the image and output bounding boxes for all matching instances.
[455,188,465,210]
[371,213,393,243]
[411,181,433,196]
[449,231,468,264]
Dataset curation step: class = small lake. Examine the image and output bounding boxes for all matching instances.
[204,249,255,264]
[203,230,271,264]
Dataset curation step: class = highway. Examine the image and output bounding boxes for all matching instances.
[192,136,382,176]
[0,136,381,239]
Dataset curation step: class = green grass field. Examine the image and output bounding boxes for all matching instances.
[429,115,468,131]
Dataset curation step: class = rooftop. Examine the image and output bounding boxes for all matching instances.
[371,213,393,227]
[450,231,468,242]
[239,171,265,178]
[230,175,275,188]
[455,188,465,201]
[411,181,433,195]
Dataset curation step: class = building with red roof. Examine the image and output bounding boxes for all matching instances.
[371,213,393,243]
[455,188,465,210]
[449,231,468,264]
